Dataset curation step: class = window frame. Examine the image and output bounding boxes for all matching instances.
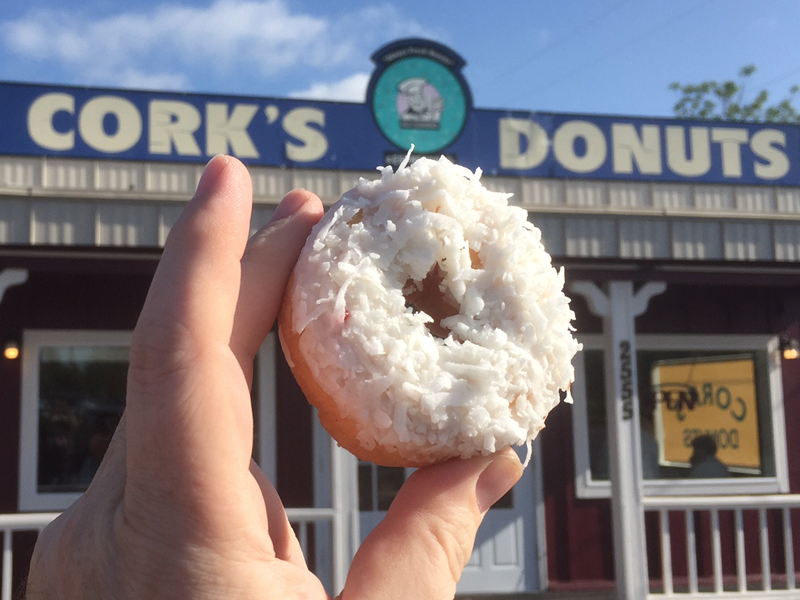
[572,333,789,499]
[19,329,132,512]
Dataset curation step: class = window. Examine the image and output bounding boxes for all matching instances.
[19,330,131,511]
[572,334,789,498]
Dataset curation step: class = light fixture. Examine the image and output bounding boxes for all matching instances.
[3,341,19,360]
[780,335,800,360]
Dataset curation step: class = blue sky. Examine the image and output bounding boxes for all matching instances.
[1,0,800,118]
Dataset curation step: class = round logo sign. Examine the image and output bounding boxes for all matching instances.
[368,39,472,155]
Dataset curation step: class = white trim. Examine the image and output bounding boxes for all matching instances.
[255,332,358,596]
[330,433,359,595]
[311,407,333,593]
[256,333,277,484]
[0,269,28,304]
[572,334,789,499]
[19,329,132,512]
[532,437,549,592]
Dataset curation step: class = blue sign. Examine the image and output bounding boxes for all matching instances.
[1,38,799,186]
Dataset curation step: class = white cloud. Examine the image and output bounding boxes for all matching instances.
[112,69,192,93]
[0,0,430,91]
[289,72,370,102]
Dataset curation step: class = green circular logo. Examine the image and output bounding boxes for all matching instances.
[371,56,468,154]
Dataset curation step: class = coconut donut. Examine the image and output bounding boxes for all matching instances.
[278,155,580,467]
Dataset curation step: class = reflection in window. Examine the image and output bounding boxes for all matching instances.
[37,345,128,493]
[585,348,774,481]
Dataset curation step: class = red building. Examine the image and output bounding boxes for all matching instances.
[1,39,798,599]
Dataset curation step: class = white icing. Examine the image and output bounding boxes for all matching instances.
[289,156,581,459]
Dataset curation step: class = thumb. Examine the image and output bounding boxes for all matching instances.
[340,448,523,600]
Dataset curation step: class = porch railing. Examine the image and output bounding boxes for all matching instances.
[0,508,346,600]
[644,494,800,599]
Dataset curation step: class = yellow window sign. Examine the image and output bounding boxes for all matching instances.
[652,355,760,474]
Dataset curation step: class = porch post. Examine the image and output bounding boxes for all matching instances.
[570,280,665,600]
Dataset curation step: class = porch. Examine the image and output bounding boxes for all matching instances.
[3,493,800,600]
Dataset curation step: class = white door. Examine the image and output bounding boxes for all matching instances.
[358,445,541,594]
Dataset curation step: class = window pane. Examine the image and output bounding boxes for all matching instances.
[377,467,406,511]
[37,345,128,493]
[585,348,774,481]
[358,463,374,511]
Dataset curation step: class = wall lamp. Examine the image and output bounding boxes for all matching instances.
[3,340,19,360]
[780,335,800,360]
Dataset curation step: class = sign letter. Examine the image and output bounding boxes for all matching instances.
[666,126,711,177]
[498,118,549,170]
[751,129,790,180]
[78,96,142,153]
[553,121,606,174]
[28,93,75,151]
[283,107,328,162]
[612,124,662,175]
[206,103,259,158]
[149,100,202,156]
[711,128,748,178]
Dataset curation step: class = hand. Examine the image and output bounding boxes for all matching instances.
[24,155,523,600]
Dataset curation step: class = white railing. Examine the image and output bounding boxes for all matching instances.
[0,512,59,600]
[644,494,800,599]
[0,509,346,600]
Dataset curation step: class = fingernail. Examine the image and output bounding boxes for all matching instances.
[271,188,312,223]
[195,155,229,197]
[476,449,523,513]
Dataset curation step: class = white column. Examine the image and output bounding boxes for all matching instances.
[571,280,665,600]
[330,438,359,595]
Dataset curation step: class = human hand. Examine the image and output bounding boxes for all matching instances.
[24,155,523,600]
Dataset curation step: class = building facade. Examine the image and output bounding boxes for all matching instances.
[1,39,799,598]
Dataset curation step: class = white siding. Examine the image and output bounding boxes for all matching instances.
[44,159,94,190]
[609,182,651,209]
[291,170,339,204]
[1,155,799,262]
[653,183,692,210]
[776,188,800,214]
[520,178,564,208]
[250,167,292,201]
[671,220,723,260]
[0,198,31,244]
[0,157,41,189]
[619,219,669,259]
[531,215,565,257]
[147,163,201,196]
[565,217,617,257]
[97,203,160,246]
[774,223,800,261]
[566,180,606,208]
[723,221,773,260]
[159,205,184,246]
[97,161,146,193]
[735,186,775,213]
[31,200,95,245]
[694,185,735,212]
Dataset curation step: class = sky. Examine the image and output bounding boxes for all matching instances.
[1,0,800,119]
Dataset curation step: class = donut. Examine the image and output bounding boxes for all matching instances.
[278,155,580,467]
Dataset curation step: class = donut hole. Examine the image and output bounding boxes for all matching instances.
[347,209,364,225]
[402,263,460,339]
[469,247,483,269]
